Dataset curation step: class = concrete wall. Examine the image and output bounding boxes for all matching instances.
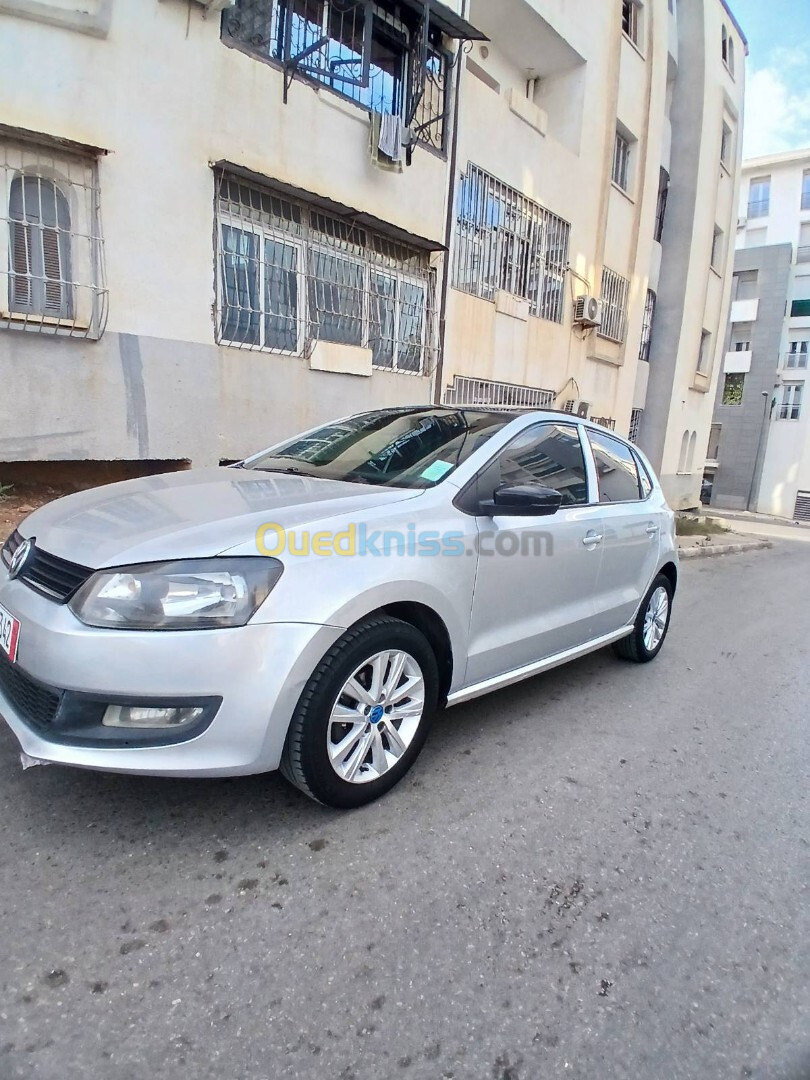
[0,0,452,464]
[709,244,792,511]
[724,150,810,519]
[442,0,671,432]
[639,0,745,509]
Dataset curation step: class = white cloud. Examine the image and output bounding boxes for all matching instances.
[743,46,810,158]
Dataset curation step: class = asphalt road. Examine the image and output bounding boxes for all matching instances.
[1,544,808,1080]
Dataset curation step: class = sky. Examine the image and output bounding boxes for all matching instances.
[730,0,810,160]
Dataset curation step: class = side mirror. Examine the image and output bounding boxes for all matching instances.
[479,484,563,518]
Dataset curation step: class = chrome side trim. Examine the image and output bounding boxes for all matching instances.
[446,626,634,707]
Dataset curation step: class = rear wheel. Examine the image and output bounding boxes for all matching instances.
[280,615,439,808]
[613,574,673,663]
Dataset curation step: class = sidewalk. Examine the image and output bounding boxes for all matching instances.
[698,509,810,548]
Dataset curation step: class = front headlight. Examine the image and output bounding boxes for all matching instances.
[70,558,283,630]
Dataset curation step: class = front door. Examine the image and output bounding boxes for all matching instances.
[464,422,605,686]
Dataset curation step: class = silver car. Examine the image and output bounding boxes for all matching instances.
[0,408,677,808]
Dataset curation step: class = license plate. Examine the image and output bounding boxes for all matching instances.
[0,603,21,664]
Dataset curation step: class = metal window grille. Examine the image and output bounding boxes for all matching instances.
[778,383,803,420]
[1,137,107,338]
[793,490,810,522]
[597,267,629,343]
[639,288,655,362]
[222,0,450,150]
[591,416,616,431]
[612,132,630,190]
[628,408,642,443]
[215,170,437,374]
[443,375,554,411]
[452,164,570,324]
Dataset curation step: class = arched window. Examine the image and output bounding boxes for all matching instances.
[721,25,728,64]
[686,431,697,473]
[678,430,690,473]
[9,175,72,318]
[728,35,735,75]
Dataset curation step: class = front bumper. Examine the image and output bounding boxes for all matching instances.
[0,569,343,777]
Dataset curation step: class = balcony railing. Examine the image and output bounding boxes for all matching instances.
[747,198,770,218]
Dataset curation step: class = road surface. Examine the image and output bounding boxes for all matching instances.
[1,543,808,1080]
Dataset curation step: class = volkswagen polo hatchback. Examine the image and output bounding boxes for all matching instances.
[0,407,677,807]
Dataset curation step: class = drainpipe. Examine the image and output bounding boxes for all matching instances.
[747,390,772,511]
[434,0,467,405]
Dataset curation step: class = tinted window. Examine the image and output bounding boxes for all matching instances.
[634,450,653,497]
[245,408,510,489]
[491,423,589,506]
[588,430,642,502]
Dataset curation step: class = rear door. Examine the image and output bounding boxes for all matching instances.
[463,421,605,685]
[585,428,662,635]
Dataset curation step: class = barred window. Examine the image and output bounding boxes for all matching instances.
[629,407,643,443]
[597,267,629,343]
[452,164,570,324]
[215,172,436,374]
[222,0,450,151]
[1,137,107,338]
[639,288,655,361]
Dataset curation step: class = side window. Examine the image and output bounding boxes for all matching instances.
[633,450,653,497]
[588,430,642,502]
[491,423,589,506]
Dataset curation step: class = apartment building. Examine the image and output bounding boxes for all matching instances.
[707,148,810,520]
[0,0,745,504]
[0,0,478,469]
[441,0,746,509]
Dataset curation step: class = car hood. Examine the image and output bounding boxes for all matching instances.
[16,467,422,568]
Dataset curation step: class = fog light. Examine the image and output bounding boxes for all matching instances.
[102,705,205,729]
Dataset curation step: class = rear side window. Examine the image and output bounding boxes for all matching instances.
[634,451,653,497]
[493,423,589,505]
[588,430,642,502]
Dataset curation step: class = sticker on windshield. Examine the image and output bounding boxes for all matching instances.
[421,460,454,483]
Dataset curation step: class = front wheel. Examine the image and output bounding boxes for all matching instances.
[613,574,673,663]
[280,615,439,808]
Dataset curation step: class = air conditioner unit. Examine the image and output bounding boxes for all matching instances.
[563,399,591,418]
[573,295,603,328]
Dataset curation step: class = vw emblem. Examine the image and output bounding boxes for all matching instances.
[8,538,34,580]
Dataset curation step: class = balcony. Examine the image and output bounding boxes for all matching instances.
[724,350,752,373]
[747,198,770,218]
[730,298,759,322]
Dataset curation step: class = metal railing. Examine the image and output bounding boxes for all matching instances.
[747,197,770,218]
[443,375,554,411]
[452,164,571,324]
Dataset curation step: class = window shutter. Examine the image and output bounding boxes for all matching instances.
[41,226,64,313]
[10,221,32,308]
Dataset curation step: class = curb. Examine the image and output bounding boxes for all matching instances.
[678,540,773,560]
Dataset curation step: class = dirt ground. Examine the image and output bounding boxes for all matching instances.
[0,485,70,546]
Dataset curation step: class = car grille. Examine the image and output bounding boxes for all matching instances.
[0,649,62,728]
[2,530,93,603]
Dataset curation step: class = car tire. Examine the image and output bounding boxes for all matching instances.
[613,573,673,664]
[280,615,439,808]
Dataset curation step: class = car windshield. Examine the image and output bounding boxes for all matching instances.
[243,408,512,489]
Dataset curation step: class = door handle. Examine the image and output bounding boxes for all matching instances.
[646,523,660,538]
[582,532,603,548]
